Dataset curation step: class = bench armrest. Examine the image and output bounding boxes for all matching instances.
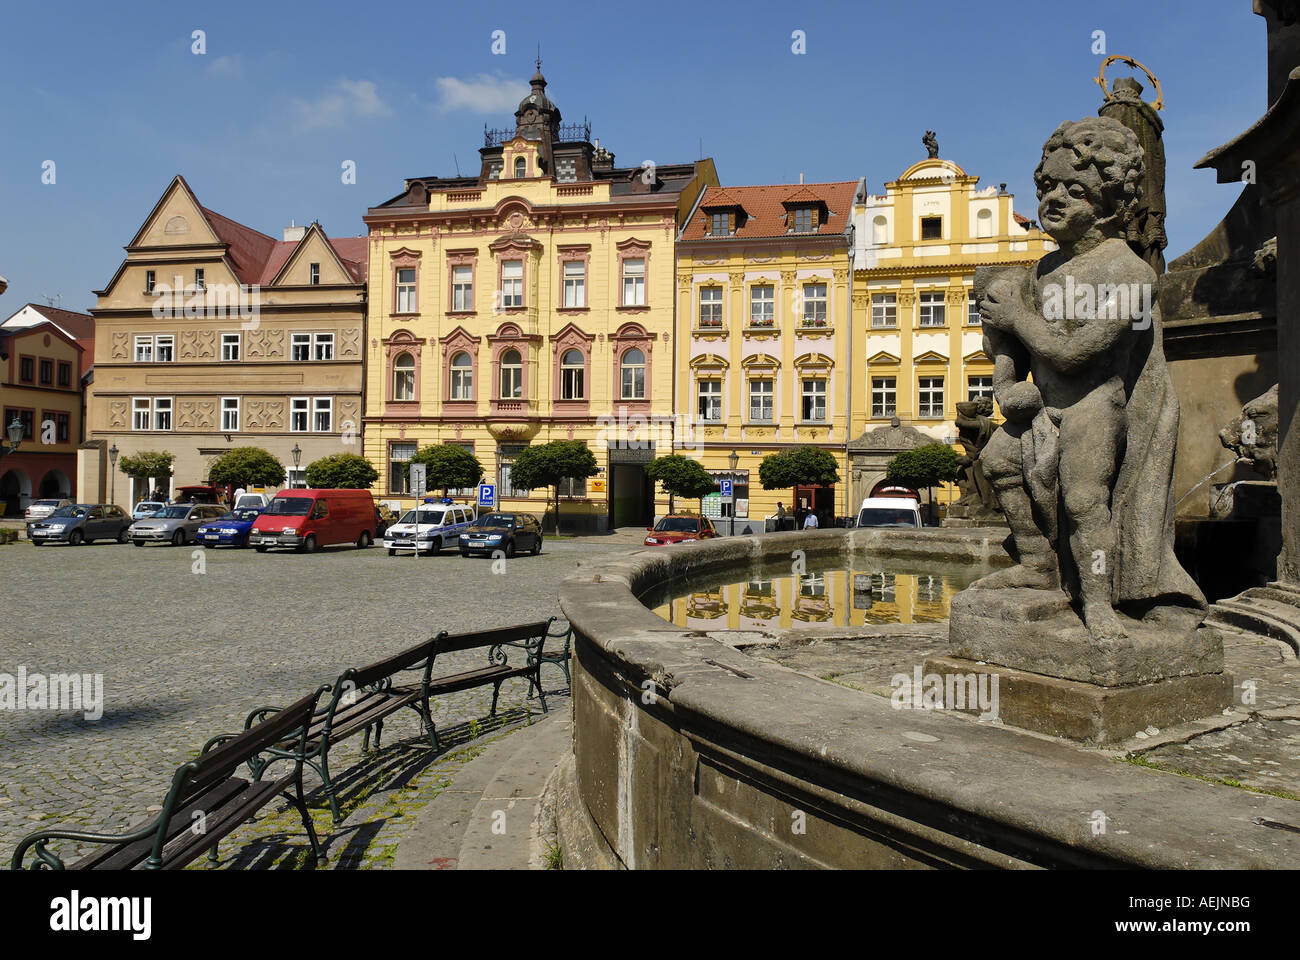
[11,821,162,871]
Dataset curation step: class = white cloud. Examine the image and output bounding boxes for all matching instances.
[291,79,392,132]
[434,74,528,114]
[206,55,243,76]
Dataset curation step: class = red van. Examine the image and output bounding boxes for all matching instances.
[250,488,376,552]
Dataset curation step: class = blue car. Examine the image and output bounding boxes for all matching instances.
[195,507,263,548]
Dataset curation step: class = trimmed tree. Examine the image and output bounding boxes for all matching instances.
[406,443,484,496]
[885,443,960,520]
[206,447,286,491]
[507,440,599,535]
[118,450,175,498]
[758,445,840,490]
[644,454,716,515]
[304,453,379,489]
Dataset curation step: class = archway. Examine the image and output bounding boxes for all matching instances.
[0,468,32,517]
[38,469,71,499]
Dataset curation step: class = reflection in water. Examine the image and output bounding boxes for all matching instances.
[650,566,980,629]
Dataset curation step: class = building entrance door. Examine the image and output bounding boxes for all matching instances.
[611,464,652,528]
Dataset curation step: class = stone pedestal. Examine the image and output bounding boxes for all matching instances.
[941,588,1234,743]
[923,654,1235,744]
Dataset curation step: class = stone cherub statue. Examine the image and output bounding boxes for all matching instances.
[953,396,998,511]
[970,116,1204,642]
[922,130,939,158]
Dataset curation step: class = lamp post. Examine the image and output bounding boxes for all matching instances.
[291,443,302,487]
[728,448,739,537]
[108,443,119,507]
[0,416,22,459]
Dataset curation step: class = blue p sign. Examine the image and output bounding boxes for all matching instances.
[719,478,733,498]
[478,484,496,508]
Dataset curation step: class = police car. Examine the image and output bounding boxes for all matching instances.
[383,498,476,555]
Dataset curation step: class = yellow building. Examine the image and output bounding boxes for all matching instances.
[847,145,1056,507]
[88,176,368,506]
[362,68,716,531]
[675,181,861,528]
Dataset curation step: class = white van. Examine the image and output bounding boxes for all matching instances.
[856,497,923,528]
[234,492,271,511]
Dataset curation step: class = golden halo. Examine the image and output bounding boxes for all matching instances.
[1095,55,1163,111]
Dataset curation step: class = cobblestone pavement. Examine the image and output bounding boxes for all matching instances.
[0,534,635,868]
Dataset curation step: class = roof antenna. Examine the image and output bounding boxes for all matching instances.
[454,153,462,177]
[42,294,62,309]
[536,44,542,72]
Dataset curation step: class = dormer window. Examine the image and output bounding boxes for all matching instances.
[709,212,732,237]
[791,206,817,233]
[514,157,527,178]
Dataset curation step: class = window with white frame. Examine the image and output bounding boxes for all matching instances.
[396,268,417,313]
[155,335,174,362]
[748,379,774,422]
[968,376,994,401]
[500,349,523,399]
[153,397,172,431]
[620,348,645,400]
[194,269,205,291]
[452,265,473,311]
[221,397,240,431]
[919,291,946,327]
[291,333,311,362]
[801,378,827,421]
[501,261,523,308]
[697,379,722,421]
[749,285,774,326]
[134,336,154,363]
[967,291,981,326]
[562,261,585,308]
[313,333,334,361]
[221,333,240,361]
[560,349,585,400]
[145,270,156,294]
[309,263,320,285]
[698,287,723,327]
[313,397,332,432]
[918,376,945,418]
[290,397,309,432]
[871,293,897,328]
[287,468,306,489]
[389,441,417,494]
[802,283,827,326]
[622,258,645,306]
[393,353,415,401]
[514,157,527,178]
[132,397,150,430]
[450,351,473,400]
[872,377,897,418]
[498,443,528,497]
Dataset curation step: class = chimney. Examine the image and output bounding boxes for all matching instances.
[799,173,804,184]
[283,219,306,242]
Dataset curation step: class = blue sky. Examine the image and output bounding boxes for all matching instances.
[0,0,1267,314]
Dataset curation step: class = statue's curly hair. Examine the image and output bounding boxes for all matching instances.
[1034,116,1144,227]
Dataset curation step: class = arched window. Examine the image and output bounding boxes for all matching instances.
[450,351,473,400]
[620,348,646,400]
[514,157,527,178]
[560,348,585,400]
[976,208,994,239]
[872,215,888,245]
[393,353,415,401]
[500,348,523,398]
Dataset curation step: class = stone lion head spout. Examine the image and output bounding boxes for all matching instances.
[1034,116,1144,245]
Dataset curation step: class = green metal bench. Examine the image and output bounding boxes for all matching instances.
[538,620,573,689]
[11,688,326,870]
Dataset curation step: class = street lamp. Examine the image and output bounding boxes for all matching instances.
[728,448,739,537]
[108,443,119,506]
[0,416,22,459]
[291,443,302,487]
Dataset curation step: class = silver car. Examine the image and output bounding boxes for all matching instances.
[128,503,229,546]
[29,504,132,546]
[25,498,72,522]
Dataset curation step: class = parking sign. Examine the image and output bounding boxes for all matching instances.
[409,463,427,496]
[719,478,733,499]
[478,484,496,509]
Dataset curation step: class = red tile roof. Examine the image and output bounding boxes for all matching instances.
[25,304,96,340]
[700,188,745,209]
[683,181,858,241]
[254,233,369,286]
[199,206,278,286]
[1013,212,1031,227]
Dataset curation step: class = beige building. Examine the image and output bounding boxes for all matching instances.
[88,176,367,506]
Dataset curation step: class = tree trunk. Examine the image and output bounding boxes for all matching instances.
[554,485,560,536]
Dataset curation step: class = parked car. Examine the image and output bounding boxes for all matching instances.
[458,512,543,557]
[233,492,270,511]
[174,485,222,504]
[195,507,264,548]
[29,504,132,546]
[385,499,476,555]
[644,514,718,546]
[249,488,376,552]
[128,503,229,546]
[24,498,72,522]
[856,497,923,528]
[131,500,166,521]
